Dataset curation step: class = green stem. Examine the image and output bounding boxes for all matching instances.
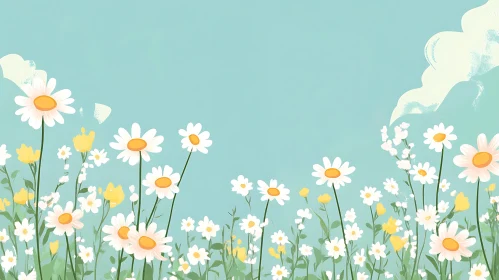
[332,185,355,280]
[422,184,425,206]
[257,200,270,280]
[131,153,143,275]
[116,249,124,280]
[476,179,494,280]
[407,173,419,280]
[65,233,77,280]
[34,119,45,280]
[145,197,159,225]
[435,149,445,234]
[369,206,376,244]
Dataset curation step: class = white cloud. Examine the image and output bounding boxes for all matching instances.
[0,54,47,87]
[94,103,112,124]
[390,0,499,125]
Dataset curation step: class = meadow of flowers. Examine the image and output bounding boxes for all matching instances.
[1,76,499,280]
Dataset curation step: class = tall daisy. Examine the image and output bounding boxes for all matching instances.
[195,216,220,241]
[187,245,210,265]
[312,157,355,189]
[102,212,135,251]
[127,222,172,262]
[409,162,437,185]
[44,201,84,236]
[143,165,180,199]
[231,175,253,197]
[423,123,457,152]
[429,221,475,262]
[179,123,212,154]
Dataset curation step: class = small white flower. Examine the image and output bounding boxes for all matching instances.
[14,218,35,242]
[130,193,139,202]
[297,208,312,220]
[369,242,386,260]
[469,263,489,280]
[195,216,220,241]
[88,149,110,167]
[385,271,393,278]
[439,179,450,192]
[181,217,195,232]
[78,192,102,214]
[450,190,457,197]
[64,164,70,170]
[271,265,289,280]
[25,248,33,255]
[230,175,253,197]
[59,175,69,183]
[299,244,313,256]
[415,205,439,231]
[345,223,363,242]
[353,249,366,267]
[418,269,427,278]
[1,250,16,272]
[111,267,117,273]
[409,162,437,184]
[325,238,345,259]
[383,178,399,195]
[57,146,72,160]
[129,185,135,193]
[345,208,356,223]
[18,271,36,280]
[360,186,382,206]
[396,159,411,170]
[404,215,411,221]
[298,224,305,230]
[271,230,289,245]
[78,246,94,263]
[438,201,449,213]
[357,272,369,280]
[479,213,490,223]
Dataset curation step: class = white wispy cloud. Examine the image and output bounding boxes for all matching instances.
[390,0,499,124]
[0,54,47,87]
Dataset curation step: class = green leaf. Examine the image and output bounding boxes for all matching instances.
[426,269,438,280]
[42,227,55,245]
[331,221,340,229]
[299,234,307,239]
[24,179,34,190]
[110,256,116,264]
[186,272,200,280]
[210,243,224,250]
[210,260,222,268]
[79,188,88,194]
[11,170,19,179]
[425,255,439,272]
[143,263,153,279]
[0,178,7,185]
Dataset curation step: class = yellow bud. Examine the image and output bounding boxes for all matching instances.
[317,193,332,204]
[50,240,59,255]
[13,188,35,205]
[488,184,496,192]
[73,127,95,153]
[454,192,470,212]
[299,188,309,198]
[382,217,397,235]
[390,235,406,252]
[376,203,386,216]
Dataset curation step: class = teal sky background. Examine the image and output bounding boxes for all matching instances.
[1,0,499,277]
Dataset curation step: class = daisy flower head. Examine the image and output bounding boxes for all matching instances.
[354,249,366,267]
[195,216,220,241]
[45,201,84,236]
[15,76,75,129]
[271,230,289,245]
[88,149,109,167]
[143,165,180,199]
[299,244,313,256]
[439,179,450,192]
[469,263,489,280]
[239,214,260,235]
[409,162,437,185]
[325,237,345,259]
[312,157,355,189]
[357,272,369,280]
[57,145,71,160]
[18,271,36,280]
[231,175,253,197]
[423,123,457,152]
[429,221,475,262]
[102,212,135,251]
[271,265,289,280]
[360,186,382,206]
[127,222,172,262]
[78,246,94,263]
[453,133,499,183]
[369,242,386,260]
[415,205,439,231]
[78,192,102,214]
[179,123,212,154]
[345,223,363,242]
[383,178,399,195]
[187,245,210,265]
[1,250,16,272]
[109,123,163,166]
[14,218,34,242]
[0,229,11,243]
[345,208,356,223]
[258,179,290,206]
[178,257,191,274]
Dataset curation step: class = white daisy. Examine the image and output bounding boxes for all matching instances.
[297,208,312,220]
[345,208,356,223]
[14,77,75,129]
[45,201,84,236]
[78,192,102,214]
[354,249,366,267]
[14,218,35,242]
[345,223,363,242]
[181,217,195,233]
[357,272,369,280]
[415,205,439,231]
[102,212,135,251]
[469,263,489,280]
[429,221,475,262]
[396,159,411,170]
[179,123,212,154]
[453,133,499,183]
[479,213,489,223]
[325,237,345,259]
[239,215,261,235]
[78,246,94,263]
[18,271,36,280]
[393,125,408,145]
[0,229,10,243]
[439,179,450,192]
[438,201,449,213]
[312,157,355,189]
[0,145,11,166]
[88,149,109,167]
[178,257,191,274]
[409,162,437,185]
[231,175,253,197]
[383,178,399,195]
[109,123,164,166]
[187,245,210,265]
[299,244,313,256]
[57,145,72,160]
[1,250,16,272]
[195,216,220,241]
[257,179,290,206]
[271,265,289,280]
[423,123,457,152]
[369,242,386,260]
[127,222,172,262]
[271,230,289,245]
[360,187,382,206]
[143,165,180,200]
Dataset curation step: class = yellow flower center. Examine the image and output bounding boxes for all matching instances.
[352,231,356,235]
[267,188,280,196]
[182,263,189,270]
[433,133,446,142]
[189,134,200,145]
[324,168,341,178]
[127,138,147,152]
[117,226,130,240]
[425,216,432,221]
[365,193,371,198]
[155,177,172,189]
[186,222,191,227]
[138,236,156,250]
[88,201,93,206]
[0,236,4,241]
[277,271,283,276]
[240,184,246,189]
[33,95,57,111]
[334,246,339,252]
[193,252,201,258]
[61,151,66,155]
[22,229,28,235]
[473,152,493,168]
[248,221,255,228]
[86,252,90,257]
[95,154,100,160]
[442,237,459,251]
[58,213,73,225]
[206,227,213,232]
[279,237,283,241]
[376,249,380,253]
[418,169,427,176]
[8,257,13,262]
[475,270,482,276]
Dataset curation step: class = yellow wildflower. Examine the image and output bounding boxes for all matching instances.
[268,247,280,259]
[50,240,59,255]
[277,245,286,254]
[237,239,242,245]
[454,192,470,212]
[382,217,397,235]
[16,144,40,164]
[487,183,496,192]
[390,235,406,252]
[317,193,332,204]
[232,247,247,262]
[73,127,95,153]
[299,188,309,198]
[4,199,10,207]
[103,183,125,208]
[376,203,386,216]
[0,199,6,211]
[13,188,34,205]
